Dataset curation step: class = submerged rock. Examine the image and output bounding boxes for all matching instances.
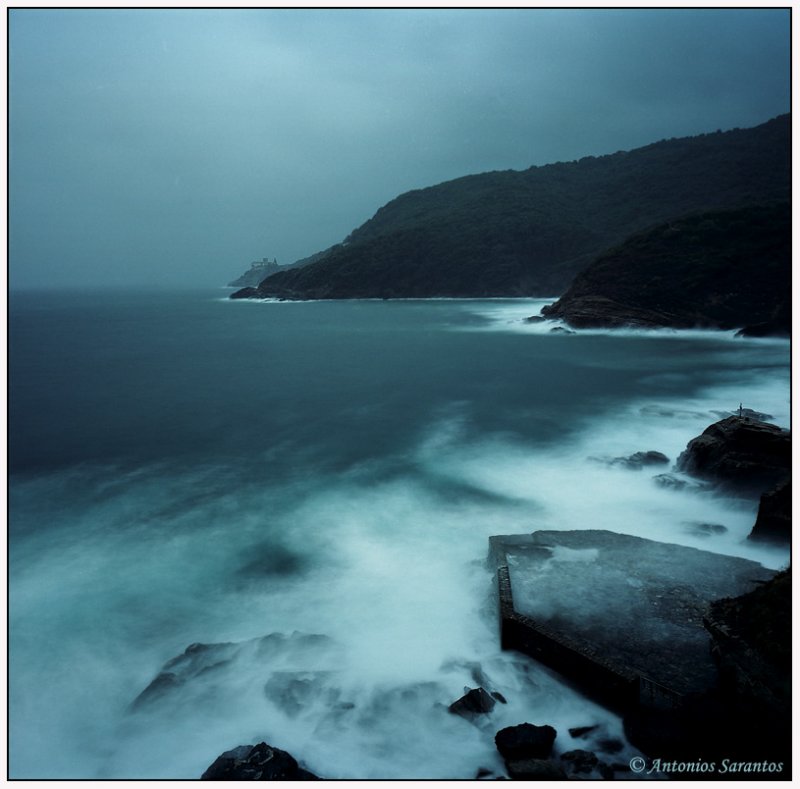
[568,725,599,739]
[652,472,708,492]
[560,748,598,774]
[505,758,566,780]
[609,450,669,469]
[201,742,318,780]
[495,722,557,761]
[676,416,790,495]
[448,687,496,719]
[682,521,728,538]
[130,632,339,712]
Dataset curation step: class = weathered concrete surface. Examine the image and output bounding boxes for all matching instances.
[489,530,775,709]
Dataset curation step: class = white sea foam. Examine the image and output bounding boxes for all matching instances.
[9,299,790,780]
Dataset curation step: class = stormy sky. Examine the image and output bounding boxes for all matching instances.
[9,8,790,290]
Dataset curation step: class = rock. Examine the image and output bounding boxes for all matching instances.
[597,737,624,754]
[568,725,599,739]
[495,723,557,761]
[749,479,790,543]
[230,286,262,300]
[560,749,598,774]
[505,759,567,780]
[490,691,507,704]
[597,762,615,779]
[524,315,546,323]
[131,632,339,712]
[201,742,318,780]
[448,687,496,719]
[549,326,575,335]
[676,416,790,495]
[682,521,728,538]
[610,450,669,469]
[652,472,707,491]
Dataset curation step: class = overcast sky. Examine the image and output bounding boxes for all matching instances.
[9,8,790,289]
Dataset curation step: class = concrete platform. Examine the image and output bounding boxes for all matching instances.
[489,530,775,712]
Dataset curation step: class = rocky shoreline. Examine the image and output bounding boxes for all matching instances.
[132,413,789,780]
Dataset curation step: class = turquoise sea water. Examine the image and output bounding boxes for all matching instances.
[8,290,790,778]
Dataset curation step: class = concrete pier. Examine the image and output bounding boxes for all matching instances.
[489,530,775,712]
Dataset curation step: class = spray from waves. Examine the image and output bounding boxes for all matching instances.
[9,327,789,778]
[459,298,792,344]
[414,368,789,571]
[10,449,638,779]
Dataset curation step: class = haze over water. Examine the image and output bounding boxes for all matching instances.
[9,291,790,778]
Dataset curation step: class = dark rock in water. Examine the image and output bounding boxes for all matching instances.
[597,737,624,754]
[201,742,318,780]
[495,722,557,761]
[682,521,728,538]
[568,725,599,739]
[676,416,790,495]
[652,472,707,492]
[131,640,241,710]
[131,632,339,712]
[230,286,262,300]
[610,450,669,469]
[549,326,575,335]
[448,687,496,719]
[524,315,546,323]
[560,748,598,774]
[263,671,339,718]
[474,767,494,779]
[131,672,183,710]
[597,762,615,779]
[749,479,791,543]
[491,690,507,704]
[505,759,567,780]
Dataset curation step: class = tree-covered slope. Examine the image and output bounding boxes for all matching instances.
[241,115,789,299]
[540,202,790,334]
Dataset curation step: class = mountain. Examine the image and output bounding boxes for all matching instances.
[234,114,789,300]
[539,202,790,335]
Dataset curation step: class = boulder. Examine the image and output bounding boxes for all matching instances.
[505,759,567,780]
[652,472,708,492]
[682,521,728,538]
[495,723,557,761]
[610,450,669,469]
[201,742,318,780]
[130,632,339,712]
[676,416,790,495]
[448,687,496,719]
[560,748,598,774]
[748,479,790,543]
[568,725,598,739]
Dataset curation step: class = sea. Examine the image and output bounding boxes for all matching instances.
[8,289,791,779]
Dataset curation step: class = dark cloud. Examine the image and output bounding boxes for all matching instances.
[9,8,789,289]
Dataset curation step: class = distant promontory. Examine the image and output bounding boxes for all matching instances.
[232,115,789,304]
